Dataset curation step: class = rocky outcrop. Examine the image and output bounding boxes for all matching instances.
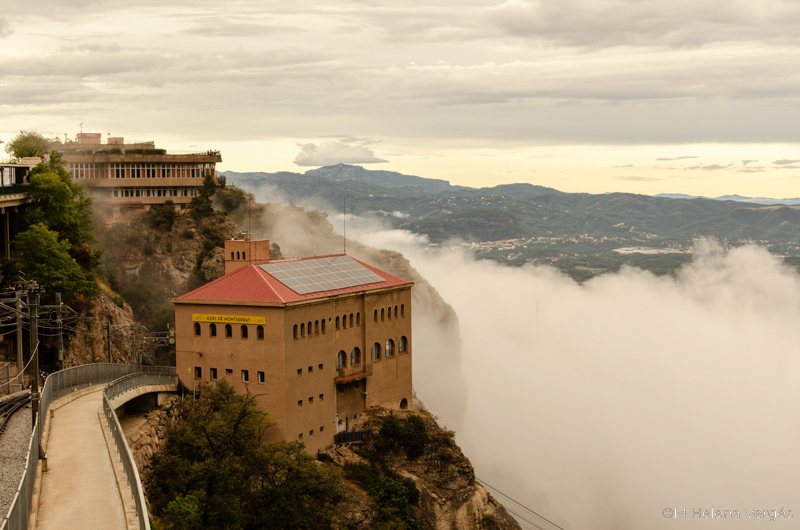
[324,407,521,530]
[124,395,181,493]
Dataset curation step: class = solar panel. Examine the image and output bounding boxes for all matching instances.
[260,256,386,295]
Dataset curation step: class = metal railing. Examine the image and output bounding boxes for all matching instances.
[0,184,29,197]
[334,430,371,444]
[103,370,177,530]
[335,363,373,382]
[1,363,176,530]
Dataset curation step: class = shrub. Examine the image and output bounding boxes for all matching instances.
[201,223,224,251]
[144,201,177,231]
[345,463,422,530]
[401,415,428,459]
[113,295,124,308]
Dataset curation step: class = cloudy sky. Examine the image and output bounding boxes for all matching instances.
[2,0,800,196]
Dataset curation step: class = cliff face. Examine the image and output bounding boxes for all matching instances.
[324,407,521,530]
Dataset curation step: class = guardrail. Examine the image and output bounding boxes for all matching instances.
[0,184,29,197]
[103,371,177,530]
[1,364,176,530]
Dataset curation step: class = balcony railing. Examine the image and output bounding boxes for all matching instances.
[335,363,372,383]
[0,184,29,197]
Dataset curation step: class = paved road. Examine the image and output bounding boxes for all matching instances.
[36,388,127,530]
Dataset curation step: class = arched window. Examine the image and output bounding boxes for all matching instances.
[241,325,248,339]
[231,251,234,259]
[210,323,217,337]
[335,316,340,330]
[385,339,394,357]
[400,398,408,410]
[308,322,312,336]
[399,336,407,354]
[321,319,326,333]
[387,306,392,320]
[194,322,201,336]
[356,312,361,325]
[301,323,305,337]
[381,308,385,321]
[371,342,381,361]
[336,350,347,369]
[315,320,319,334]
[350,347,361,366]
[225,324,232,338]
[401,304,405,317]
[242,251,246,260]
[237,251,240,259]
[394,305,398,318]
[257,325,264,339]
[293,324,298,339]
[349,313,353,327]
[374,309,378,322]
[342,314,347,329]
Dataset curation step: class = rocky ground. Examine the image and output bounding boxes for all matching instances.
[0,401,33,519]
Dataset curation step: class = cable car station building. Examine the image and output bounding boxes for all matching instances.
[173,239,413,454]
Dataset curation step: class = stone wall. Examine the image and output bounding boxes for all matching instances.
[125,395,181,491]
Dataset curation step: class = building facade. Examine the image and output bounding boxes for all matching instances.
[47,132,221,213]
[173,239,413,454]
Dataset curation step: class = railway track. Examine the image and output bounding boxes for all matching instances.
[0,392,31,436]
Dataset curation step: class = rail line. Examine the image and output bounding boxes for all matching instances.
[0,393,31,436]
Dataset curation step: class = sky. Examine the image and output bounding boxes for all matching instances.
[2,0,800,197]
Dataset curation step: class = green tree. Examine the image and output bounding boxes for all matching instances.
[144,201,178,231]
[4,131,57,160]
[150,381,343,530]
[2,223,98,302]
[189,172,218,219]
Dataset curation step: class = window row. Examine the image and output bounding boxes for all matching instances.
[292,311,365,339]
[112,187,196,198]
[297,394,325,407]
[334,337,409,368]
[194,366,265,383]
[298,425,325,440]
[373,304,405,322]
[194,322,265,339]
[231,251,246,260]
[70,163,213,179]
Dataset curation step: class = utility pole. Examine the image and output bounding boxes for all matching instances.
[28,289,39,429]
[106,321,112,363]
[55,293,64,371]
[15,293,23,390]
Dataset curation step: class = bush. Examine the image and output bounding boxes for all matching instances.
[113,295,124,308]
[401,415,428,459]
[144,201,177,231]
[200,223,224,251]
[345,463,422,530]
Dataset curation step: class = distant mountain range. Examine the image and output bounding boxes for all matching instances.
[220,165,800,244]
[656,193,800,206]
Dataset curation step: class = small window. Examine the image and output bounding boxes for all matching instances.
[225,324,232,338]
[210,323,217,337]
[299,433,303,440]
[236,251,240,259]
[374,309,378,322]
[321,320,326,333]
[301,323,305,337]
[297,368,302,376]
[308,366,313,373]
[231,251,234,259]
[309,396,314,404]
[309,429,314,436]
[194,366,202,379]
[395,305,398,318]
[257,325,264,339]
[241,325,248,339]
[225,368,233,375]
[336,350,347,369]
[308,322,312,335]
[315,320,319,334]
[385,339,394,357]
[258,371,265,383]
[242,251,246,260]
[387,306,392,320]
[356,312,360,325]
[399,336,408,354]
[319,393,324,400]
[242,370,249,382]
[210,368,217,380]
[194,322,201,336]
[335,316,340,329]
[320,426,325,432]
[371,342,381,361]
[349,313,354,327]
[318,363,323,370]
[298,400,303,407]
[293,324,298,339]
[401,304,405,317]
[381,308,385,321]
[342,314,347,329]
[400,398,408,410]
[350,347,361,366]
[353,414,358,420]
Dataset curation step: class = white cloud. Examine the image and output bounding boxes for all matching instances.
[0,17,13,39]
[293,141,388,166]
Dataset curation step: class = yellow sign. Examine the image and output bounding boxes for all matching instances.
[192,314,265,325]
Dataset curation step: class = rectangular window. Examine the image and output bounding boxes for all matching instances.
[319,394,324,401]
[319,364,323,370]
[194,367,202,379]
[309,396,314,404]
[309,429,314,436]
[242,370,249,382]
[225,368,233,375]
[299,433,303,440]
[297,400,303,407]
[297,368,302,376]
[258,371,265,384]
[308,366,313,373]
[210,368,217,380]
[320,426,325,432]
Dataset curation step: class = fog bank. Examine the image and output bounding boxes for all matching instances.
[355,229,800,530]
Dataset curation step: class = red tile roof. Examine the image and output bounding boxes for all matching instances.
[175,254,410,304]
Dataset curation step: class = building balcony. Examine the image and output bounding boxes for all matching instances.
[335,363,372,384]
[62,152,222,164]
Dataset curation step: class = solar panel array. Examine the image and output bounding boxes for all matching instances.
[260,256,386,295]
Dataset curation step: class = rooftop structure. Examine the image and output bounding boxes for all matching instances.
[173,239,413,454]
[46,132,222,214]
